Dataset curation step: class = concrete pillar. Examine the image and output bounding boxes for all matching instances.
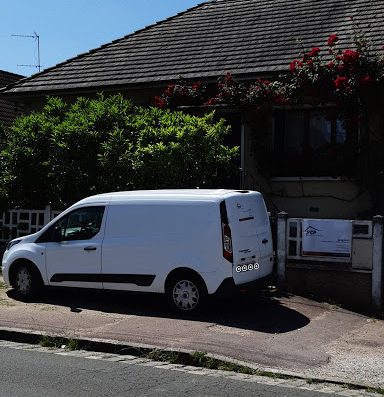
[277,211,288,287]
[44,205,51,225]
[372,215,383,317]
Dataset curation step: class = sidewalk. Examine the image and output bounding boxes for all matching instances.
[0,276,383,389]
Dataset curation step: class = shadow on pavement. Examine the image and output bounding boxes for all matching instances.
[6,287,310,334]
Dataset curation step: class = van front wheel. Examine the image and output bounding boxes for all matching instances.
[12,263,42,299]
[166,275,207,313]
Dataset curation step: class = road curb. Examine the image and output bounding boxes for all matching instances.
[0,326,381,394]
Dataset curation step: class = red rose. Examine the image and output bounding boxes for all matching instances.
[192,81,202,90]
[327,61,335,69]
[342,49,360,63]
[309,47,321,57]
[307,59,314,67]
[328,34,338,47]
[290,59,302,72]
[205,97,217,106]
[257,79,271,85]
[153,96,167,108]
[164,84,175,97]
[334,76,349,89]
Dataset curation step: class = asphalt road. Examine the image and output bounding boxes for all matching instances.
[0,345,331,397]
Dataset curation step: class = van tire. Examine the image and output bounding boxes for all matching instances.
[166,272,207,313]
[11,262,43,300]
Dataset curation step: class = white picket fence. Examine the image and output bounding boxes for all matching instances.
[0,206,61,243]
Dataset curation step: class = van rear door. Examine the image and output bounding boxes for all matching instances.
[224,192,273,285]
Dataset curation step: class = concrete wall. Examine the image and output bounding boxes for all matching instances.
[286,263,372,314]
[267,179,372,219]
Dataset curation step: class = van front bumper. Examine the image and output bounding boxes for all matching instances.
[1,265,10,286]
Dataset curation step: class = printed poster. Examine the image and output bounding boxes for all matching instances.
[302,219,352,258]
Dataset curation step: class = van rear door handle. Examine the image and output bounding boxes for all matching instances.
[262,239,268,244]
[84,246,97,251]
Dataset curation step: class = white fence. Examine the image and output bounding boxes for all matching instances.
[0,206,61,243]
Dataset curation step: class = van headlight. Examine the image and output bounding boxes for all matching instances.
[6,239,22,251]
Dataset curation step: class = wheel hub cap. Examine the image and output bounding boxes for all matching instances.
[16,267,31,294]
[173,280,199,311]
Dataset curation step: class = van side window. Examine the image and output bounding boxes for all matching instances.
[37,206,105,242]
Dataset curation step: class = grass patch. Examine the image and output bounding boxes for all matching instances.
[306,378,322,385]
[145,349,180,364]
[0,297,14,306]
[189,351,256,374]
[144,349,259,375]
[0,281,7,290]
[39,335,79,350]
[341,383,384,396]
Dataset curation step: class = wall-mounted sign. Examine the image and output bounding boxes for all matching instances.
[302,219,352,258]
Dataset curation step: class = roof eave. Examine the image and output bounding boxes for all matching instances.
[0,69,285,99]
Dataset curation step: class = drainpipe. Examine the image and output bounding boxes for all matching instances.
[240,116,245,189]
[277,211,288,288]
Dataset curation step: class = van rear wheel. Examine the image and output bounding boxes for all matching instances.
[166,274,207,313]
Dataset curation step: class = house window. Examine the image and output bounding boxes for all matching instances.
[273,108,357,177]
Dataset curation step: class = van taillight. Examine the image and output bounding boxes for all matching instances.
[222,224,233,263]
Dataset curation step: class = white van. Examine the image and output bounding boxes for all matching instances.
[2,190,273,312]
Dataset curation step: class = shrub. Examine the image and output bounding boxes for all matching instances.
[0,94,238,208]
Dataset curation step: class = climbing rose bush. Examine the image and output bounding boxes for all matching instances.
[154,31,384,121]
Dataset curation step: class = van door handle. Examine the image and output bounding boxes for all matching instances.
[262,239,268,244]
[84,246,97,251]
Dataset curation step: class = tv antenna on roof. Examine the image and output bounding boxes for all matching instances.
[11,32,41,72]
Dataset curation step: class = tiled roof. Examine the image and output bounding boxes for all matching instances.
[0,71,24,127]
[2,0,384,95]
[0,70,24,87]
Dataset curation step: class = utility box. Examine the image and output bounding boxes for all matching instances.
[352,238,373,270]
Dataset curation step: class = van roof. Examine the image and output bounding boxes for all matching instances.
[75,189,260,205]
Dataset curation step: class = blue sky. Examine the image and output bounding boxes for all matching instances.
[1,0,205,77]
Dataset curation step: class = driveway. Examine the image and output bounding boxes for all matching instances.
[0,276,383,388]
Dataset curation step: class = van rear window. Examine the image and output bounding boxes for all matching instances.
[220,201,229,224]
